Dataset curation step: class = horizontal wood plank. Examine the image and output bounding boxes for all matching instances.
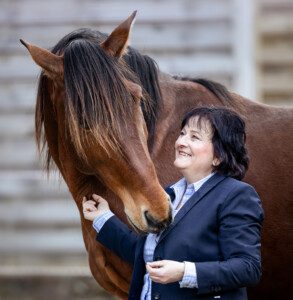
[0,265,91,277]
[0,170,69,200]
[258,16,293,35]
[0,114,34,139]
[0,52,234,81]
[0,138,40,169]
[0,228,85,253]
[261,78,293,94]
[1,22,232,54]
[0,82,37,113]
[0,198,80,227]
[257,50,293,66]
[0,0,232,26]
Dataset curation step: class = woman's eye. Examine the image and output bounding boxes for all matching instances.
[191,135,199,140]
[180,131,185,136]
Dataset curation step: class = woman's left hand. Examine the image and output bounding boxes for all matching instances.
[146,260,185,284]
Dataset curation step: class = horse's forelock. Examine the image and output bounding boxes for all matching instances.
[63,35,138,160]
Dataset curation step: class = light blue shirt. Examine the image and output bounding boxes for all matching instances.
[93,173,215,299]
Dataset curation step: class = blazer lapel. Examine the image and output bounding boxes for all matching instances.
[165,186,176,202]
[158,173,227,244]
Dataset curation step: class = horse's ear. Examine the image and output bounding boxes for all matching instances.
[20,39,63,79]
[101,11,137,58]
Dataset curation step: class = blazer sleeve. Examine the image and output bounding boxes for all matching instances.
[96,215,140,266]
[196,183,264,295]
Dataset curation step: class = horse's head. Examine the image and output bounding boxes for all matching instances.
[21,12,172,233]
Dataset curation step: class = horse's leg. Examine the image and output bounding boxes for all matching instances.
[87,238,130,299]
[103,253,130,293]
[88,240,131,294]
[80,215,131,293]
[89,254,129,299]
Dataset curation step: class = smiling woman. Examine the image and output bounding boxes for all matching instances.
[83,106,264,300]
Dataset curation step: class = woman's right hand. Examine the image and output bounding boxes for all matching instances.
[82,194,111,221]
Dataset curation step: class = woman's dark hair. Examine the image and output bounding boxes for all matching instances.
[181,107,249,180]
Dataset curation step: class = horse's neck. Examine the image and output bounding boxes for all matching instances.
[156,72,264,126]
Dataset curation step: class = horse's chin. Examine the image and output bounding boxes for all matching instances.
[126,215,162,235]
[126,215,146,234]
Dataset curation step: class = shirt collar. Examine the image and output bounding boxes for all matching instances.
[171,172,215,193]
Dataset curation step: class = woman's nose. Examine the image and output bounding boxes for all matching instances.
[177,136,188,147]
[176,142,187,151]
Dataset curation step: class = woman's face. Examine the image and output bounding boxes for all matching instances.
[174,117,217,183]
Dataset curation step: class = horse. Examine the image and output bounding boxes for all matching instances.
[21,11,293,300]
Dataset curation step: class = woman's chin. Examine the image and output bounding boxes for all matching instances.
[173,159,188,170]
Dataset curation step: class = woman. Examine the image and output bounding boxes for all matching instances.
[83,107,264,300]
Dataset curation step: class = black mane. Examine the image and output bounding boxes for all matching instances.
[125,46,162,144]
[173,76,235,106]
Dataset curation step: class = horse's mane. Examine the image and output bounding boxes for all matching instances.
[35,28,162,171]
[173,76,235,106]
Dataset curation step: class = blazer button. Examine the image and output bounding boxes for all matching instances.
[215,286,221,292]
[153,293,160,300]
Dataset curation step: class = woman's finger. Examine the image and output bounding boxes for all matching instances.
[83,203,97,210]
[85,200,96,206]
[149,276,163,283]
[146,266,162,277]
[147,261,164,268]
[83,201,96,208]
[86,204,97,210]
[92,194,108,203]
[82,197,97,206]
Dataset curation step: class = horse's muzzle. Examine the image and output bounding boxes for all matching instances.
[144,204,173,233]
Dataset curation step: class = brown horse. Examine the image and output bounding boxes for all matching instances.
[21,12,293,300]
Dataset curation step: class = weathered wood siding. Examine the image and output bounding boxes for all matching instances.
[256,0,293,106]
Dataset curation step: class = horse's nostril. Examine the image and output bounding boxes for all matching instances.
[144,211,156,228]
[144,210,172,232]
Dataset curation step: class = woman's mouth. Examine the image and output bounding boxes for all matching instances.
[178,151,191,157]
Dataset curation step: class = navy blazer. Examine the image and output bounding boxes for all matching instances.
[97,173,264,300]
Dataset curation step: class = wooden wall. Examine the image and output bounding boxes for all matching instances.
[256,0,293,106]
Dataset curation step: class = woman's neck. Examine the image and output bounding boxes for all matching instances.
[183,170,214,185]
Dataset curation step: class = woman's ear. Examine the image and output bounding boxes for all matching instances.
[212,158,220,167]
